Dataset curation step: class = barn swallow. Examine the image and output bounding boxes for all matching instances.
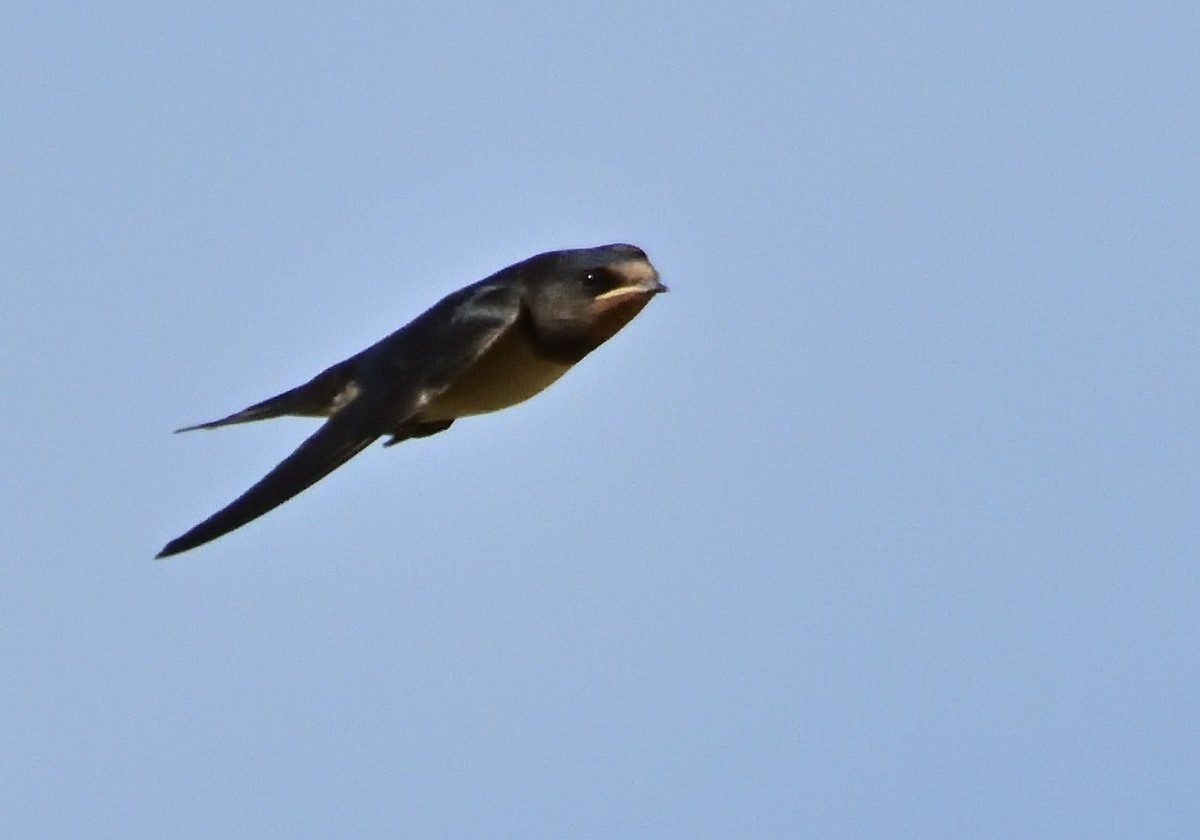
[156,243,666,558]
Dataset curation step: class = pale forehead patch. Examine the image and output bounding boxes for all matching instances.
[610,258,658,286]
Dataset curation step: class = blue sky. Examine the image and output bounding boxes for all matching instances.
[3,2,1197,836]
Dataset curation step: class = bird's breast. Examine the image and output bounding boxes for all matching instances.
[420,325,572,420]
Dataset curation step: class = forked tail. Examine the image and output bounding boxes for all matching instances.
[174,357,361,433]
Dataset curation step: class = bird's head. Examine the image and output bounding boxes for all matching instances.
[523,243,667,360]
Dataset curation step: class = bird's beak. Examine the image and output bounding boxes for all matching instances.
[594,260,668,302]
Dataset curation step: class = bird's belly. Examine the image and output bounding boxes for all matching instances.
[421,328,572,419]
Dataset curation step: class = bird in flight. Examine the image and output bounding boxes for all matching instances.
[157,243,666,558]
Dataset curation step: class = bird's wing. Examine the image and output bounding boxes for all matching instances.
[384,280,525,395]
[373,281,527,438]
[156,392,388,558]
[157,282,525,558]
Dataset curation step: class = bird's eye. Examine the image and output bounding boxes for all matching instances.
[581,268,619,295]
